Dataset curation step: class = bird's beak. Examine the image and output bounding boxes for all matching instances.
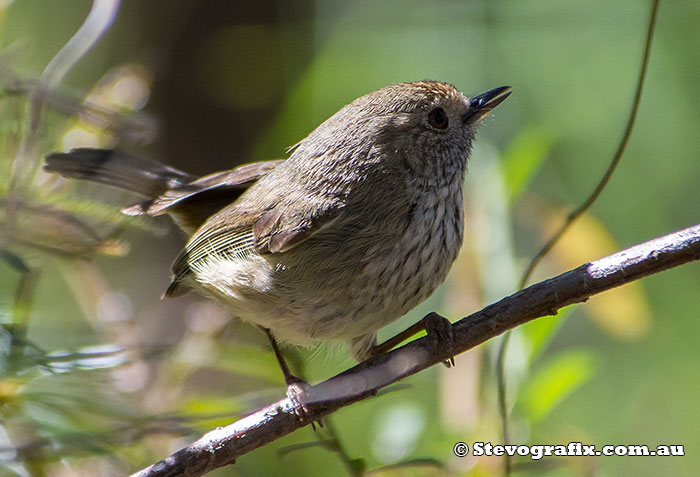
[463,86,512,124]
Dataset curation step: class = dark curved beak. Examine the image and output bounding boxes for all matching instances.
[463,86,512,124]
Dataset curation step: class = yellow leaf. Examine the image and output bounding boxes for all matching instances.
[547,212,651,340]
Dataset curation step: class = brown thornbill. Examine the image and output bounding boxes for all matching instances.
[45,81,511,410]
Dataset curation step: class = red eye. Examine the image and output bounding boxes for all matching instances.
[428,107,449,129]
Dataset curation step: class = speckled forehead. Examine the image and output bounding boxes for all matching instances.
[351,81,468,117]
[402,81,469,115]
[412,81,465,102]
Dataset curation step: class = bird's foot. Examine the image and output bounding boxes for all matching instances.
[422,312,455,367]
[285,376,323,430]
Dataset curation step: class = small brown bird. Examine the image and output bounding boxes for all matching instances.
[46,80,510,404]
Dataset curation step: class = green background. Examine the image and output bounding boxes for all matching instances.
[0,1,697,475]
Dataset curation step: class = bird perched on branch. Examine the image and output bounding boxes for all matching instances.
[46,80,511,411]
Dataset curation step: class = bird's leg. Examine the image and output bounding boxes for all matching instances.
[263,327,300,385]
[370,312,455,367]
[261,327,319,426]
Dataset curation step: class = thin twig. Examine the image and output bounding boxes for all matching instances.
[132,222,700,477]
[10,0,122,191]
[320,418,363,476]
[519,0,660,289]
[0,69,157,142]
[495,331,512,475]
[496,2,660,473]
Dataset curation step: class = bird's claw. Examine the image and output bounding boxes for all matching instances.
[285,377,323,430]
[423,312,455,367]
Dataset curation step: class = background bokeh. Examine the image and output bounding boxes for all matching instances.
[1,0,698,475]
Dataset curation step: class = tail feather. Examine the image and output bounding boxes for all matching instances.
[44,148,195,197]
[44,148,284,299]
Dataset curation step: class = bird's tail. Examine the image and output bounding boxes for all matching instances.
[44,148,195,198]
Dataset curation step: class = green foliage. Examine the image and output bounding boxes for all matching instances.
[1,1,698,476]
[501,127,554,204]
[519,349,597,422]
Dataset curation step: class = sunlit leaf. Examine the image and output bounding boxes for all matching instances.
[520,305,572,363]
[548,212,652,340]
[520,349,596,422]
[502,127,554,204]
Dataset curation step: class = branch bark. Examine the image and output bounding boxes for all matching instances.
[132,223,700,477]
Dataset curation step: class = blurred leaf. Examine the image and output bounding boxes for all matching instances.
[520,305,573,364]
[213,342,285,385]
[43,195,158,234]
[180,396,248,428]
[0,377,22,407]
[0,197,126,258]
[549,212,652,339]
[365,459,443,477]
[502,127,554,204]
[520,349,596,422]
[46,344,128,372]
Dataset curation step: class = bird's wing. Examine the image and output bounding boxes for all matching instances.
[165,199,342,297]
[123,160,285,232]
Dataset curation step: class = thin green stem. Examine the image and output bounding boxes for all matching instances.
[518,0,660,290]
[497,1,660,475]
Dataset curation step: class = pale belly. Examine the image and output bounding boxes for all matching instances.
[190,195,463,347]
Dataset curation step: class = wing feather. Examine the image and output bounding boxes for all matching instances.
[166,224,255,297]
[125,160,284,232]
[165,202,342,297]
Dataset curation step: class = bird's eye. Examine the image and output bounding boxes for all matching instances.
[428,107,449,130]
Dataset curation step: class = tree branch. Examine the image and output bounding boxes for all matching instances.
[132,223,700,477]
